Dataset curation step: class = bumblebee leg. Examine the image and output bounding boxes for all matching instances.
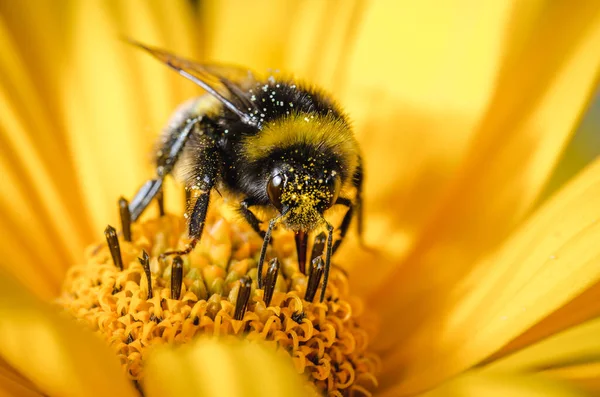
[129,179,164,221]
[185,188,192,209]
[310,232,327,262]
[159,145,219,260]
[158,189,210,259]
[332,197,353,254]
[128,116,202,221]
[239,198,266,238]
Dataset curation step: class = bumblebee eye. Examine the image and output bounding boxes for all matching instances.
[267,174,285,211]
[324,176,341,209]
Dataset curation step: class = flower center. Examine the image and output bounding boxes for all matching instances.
[56,204,380,395]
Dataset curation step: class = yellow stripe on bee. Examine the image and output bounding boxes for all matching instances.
[242,113,359,173]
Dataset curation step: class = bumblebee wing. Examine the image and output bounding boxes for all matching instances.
[202,63,257,87]
[128,39,258,126]
[202,64,259,112]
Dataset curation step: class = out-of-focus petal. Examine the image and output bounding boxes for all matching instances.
[0,270,137,397]
[486,280,600,366]
[0,2,86,297]
[379,153,600,394]
[200,0,299,71]
[0,358,44,397]
[540,363,600,395]
[415,372,589,397]
[366,0,600,359]
[143,337,315,397]
[60,0,199,238]
[483,317,600,394]
[342,2,512,262]
[483,316,600,383]
[199,0,361,89]
[358,1,600,296]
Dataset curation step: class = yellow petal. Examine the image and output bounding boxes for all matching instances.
[379,153,600,394]
[0,3,88,297]
[143,337,315,397]
[0,270,137,397]
[200,0,296,71]
[0,359,44,397]
[483,317,600,394]
[319,6,600,335]
[61,0,199,238]
[541,363,600,395]
[200,0,360,89]
[414,372,590,397]
[484,316,600,373]
[365,0,600,359]
[343,1,512,250]
[361,0,600,297]
[486,279,600,364]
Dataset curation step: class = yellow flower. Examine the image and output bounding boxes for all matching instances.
[1,0,600,396]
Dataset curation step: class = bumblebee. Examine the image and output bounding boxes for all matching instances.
[126,41,363,302]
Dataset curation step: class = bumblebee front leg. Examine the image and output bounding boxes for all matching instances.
[128,116,203,221]
[239,198,266,238]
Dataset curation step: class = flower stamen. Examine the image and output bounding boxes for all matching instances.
[104,225,123,270]
[138,250,153,299]
[305,256,324,303]
[119,197,132,242]
[263,258,279,306]
[170,256,183,299]
[233,276,252,320]
[156,189,165,217]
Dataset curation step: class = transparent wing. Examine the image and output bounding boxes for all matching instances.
[128,39,259,125]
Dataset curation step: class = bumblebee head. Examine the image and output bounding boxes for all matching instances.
[266,165,341,232]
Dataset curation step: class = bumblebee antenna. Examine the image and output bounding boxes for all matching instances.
[125,38,257,127]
